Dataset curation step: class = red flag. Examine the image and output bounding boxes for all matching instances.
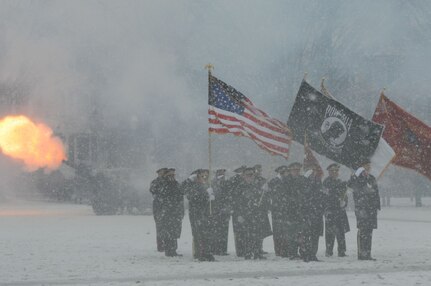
[372,94,431,180]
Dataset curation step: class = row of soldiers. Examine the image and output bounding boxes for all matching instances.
[149,159,380,262]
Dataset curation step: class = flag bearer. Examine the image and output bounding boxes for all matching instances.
[348,159,380,261]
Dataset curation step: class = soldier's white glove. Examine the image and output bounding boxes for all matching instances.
[355,167,365,177]
[206,187,215,201]
[321,187,329,195]
[304,169,313,178]
[188,174,197,181]
[340,198,348,208]
[237,216,245,223]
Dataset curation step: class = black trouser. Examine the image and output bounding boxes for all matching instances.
[287,237,300,258]
[325,226,346,255]
[193,236,211,259]
[212,216,230,255]
[163,238,177,256]
[244,234,260,259]
[311,234,319,257]
[286,225,301,258]
[357,228,373,259]
[273,233,283,256]
[154,219,164,252]
[232,214,246,257]
[300,232,319,260]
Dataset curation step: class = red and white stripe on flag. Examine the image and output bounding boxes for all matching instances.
[208,104,291,159]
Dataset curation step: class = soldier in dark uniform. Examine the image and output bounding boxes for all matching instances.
[283,162,307,260]
[234,167,270,260]
[300,164,326,262]
[268,165,288,256]
[210,168,230,255]
[348,159,381,261]
[157,168,184,257]
[253,164,272,255]
[323,163,350,257]
[149,168,168,252]
[228,165,247,257]
[183,169,215,262]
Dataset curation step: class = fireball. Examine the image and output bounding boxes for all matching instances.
[0,115,67,172]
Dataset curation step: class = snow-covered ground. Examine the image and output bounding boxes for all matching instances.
[1,198,431,286]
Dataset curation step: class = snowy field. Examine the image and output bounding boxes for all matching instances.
[1,198,431,286]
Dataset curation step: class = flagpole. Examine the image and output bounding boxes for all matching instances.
[205,63,214,215]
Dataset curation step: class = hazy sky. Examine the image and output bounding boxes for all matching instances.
[0,0,430,187]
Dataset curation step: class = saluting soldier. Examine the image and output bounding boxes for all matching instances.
[268,165,289,256]
[323,163,350,257]
[149,168,168,252]
[283,162,307,260]
[183,169,215,262]
[253,164,272,255]
[301,164,326,262]
[348,159,381,261]
[210,168,230,255]
[157,168,184,257]
[228,165,247,257]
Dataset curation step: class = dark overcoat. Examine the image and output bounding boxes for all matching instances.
[323,176,350,233]
[268,176,289,237]
[150,177,164,223]
[183,179,212,240]
[348,173,381,229]
[157,179,184,240]
[269,175,306,237]
[234,179,272,240]
[300,176,326,236]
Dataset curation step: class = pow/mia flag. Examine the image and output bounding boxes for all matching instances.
[287,80,384,169]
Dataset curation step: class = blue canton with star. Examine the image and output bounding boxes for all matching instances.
[209,77,245,115]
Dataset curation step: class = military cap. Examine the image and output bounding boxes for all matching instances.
[243,167,256,173]
[156,168,168,174]
[215,168,226,175]
[326,163,340,171]
[233,165,247,173]
[191,169,201,175]
[167,168,176,172]
[275,165,288,173]
[287,162,302,170]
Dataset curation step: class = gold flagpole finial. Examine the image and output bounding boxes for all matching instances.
[205,64,214,73]
[303,72,308,81]
[320,77,326,89]
[380,87,386,96]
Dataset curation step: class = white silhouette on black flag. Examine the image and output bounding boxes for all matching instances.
[287,80,384,169]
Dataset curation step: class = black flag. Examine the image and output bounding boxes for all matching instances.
[287,81,383,169]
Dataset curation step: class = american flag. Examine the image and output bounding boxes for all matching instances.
[208,74,291,159]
